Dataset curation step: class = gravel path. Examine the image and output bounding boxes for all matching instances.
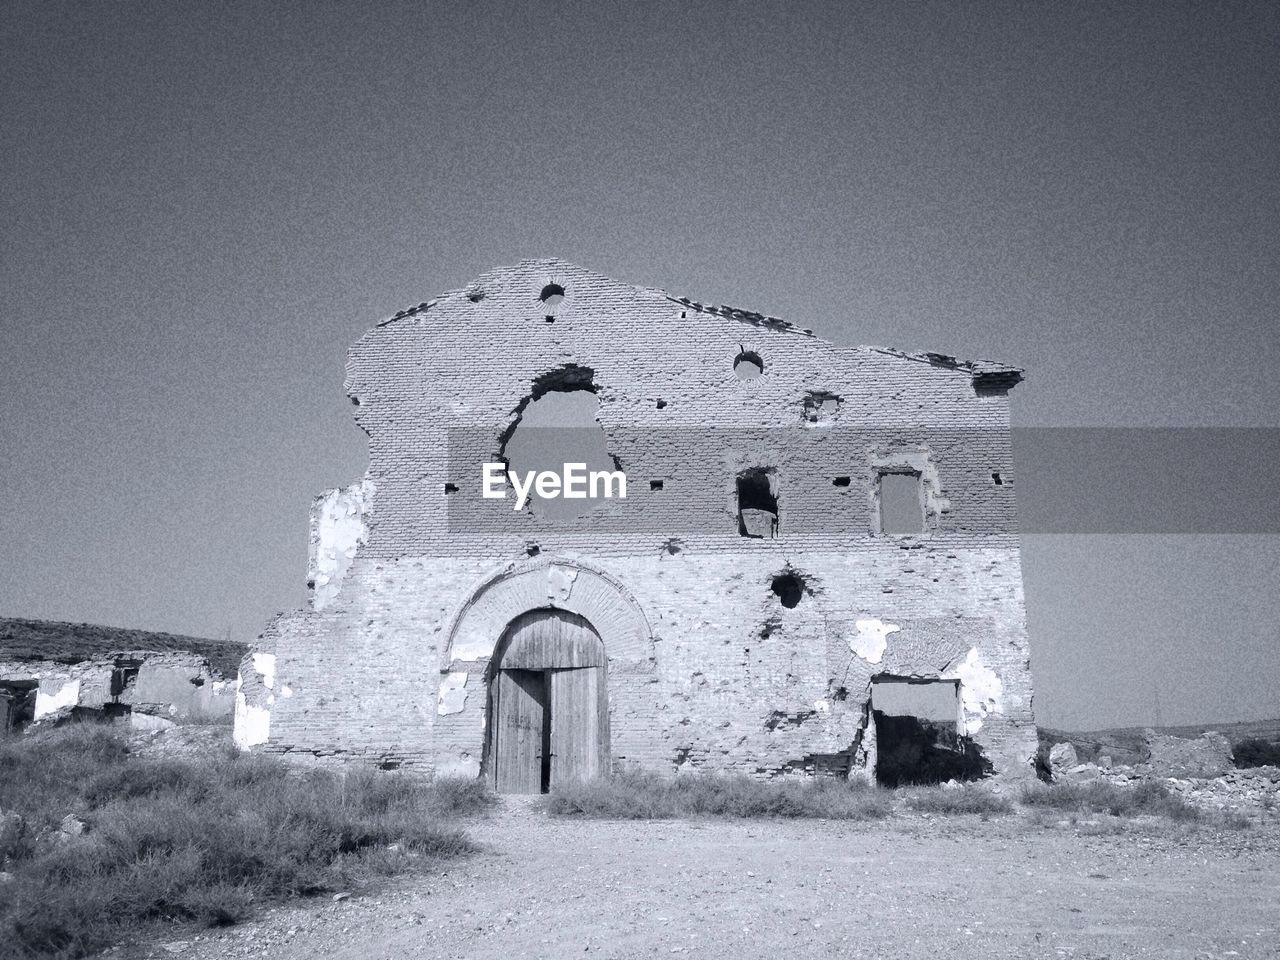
[145,802,1280,960]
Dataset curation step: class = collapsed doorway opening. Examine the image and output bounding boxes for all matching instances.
[870,676,991,786]
[0,680,37,734]
[485,608,610,794]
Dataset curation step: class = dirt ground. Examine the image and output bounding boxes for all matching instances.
[141,802,1280,960]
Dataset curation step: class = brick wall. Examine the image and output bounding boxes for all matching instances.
[249,259,1038,780]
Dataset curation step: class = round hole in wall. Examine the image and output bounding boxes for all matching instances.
[539,283,565,311]
[770,571,805,609]
[734,350,764,380]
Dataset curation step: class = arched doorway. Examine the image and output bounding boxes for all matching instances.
[486,608,609,794]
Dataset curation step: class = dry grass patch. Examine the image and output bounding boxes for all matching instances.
[548,770,893,820]
[0,724,492,959]
[1019,779,1200,820]
[903,784,1013,816]
[1019,779,1253,830]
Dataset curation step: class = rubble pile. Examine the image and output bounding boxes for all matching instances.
[1047,728,1280,818]
[1161,767,1280,816]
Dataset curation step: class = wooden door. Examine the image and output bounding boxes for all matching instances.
[488,608,610,793]
[550,666,609,785]
[492,669,547,794]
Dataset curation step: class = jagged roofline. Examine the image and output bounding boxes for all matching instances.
[374,258,1024,389]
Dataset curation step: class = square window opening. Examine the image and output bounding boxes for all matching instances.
[878,472,925,535]
[737,468,778,539]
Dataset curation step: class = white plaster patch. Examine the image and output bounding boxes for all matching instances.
[252,652,276,690]
[437,672,469,715]
[945,648,1004,735]
[813,699,830,714]
[234,698,270,749]
[280,684,293,698]
[546,564,579,603]
[310,479,374,610]
[34,678,80,719]
[234,656,276,749]
[850,619,900,663]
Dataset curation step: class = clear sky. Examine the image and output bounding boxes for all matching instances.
[2,1,1277,730]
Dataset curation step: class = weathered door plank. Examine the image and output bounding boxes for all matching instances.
[550,666,608,785]
[500,609,605,669]
[494,668,546,794]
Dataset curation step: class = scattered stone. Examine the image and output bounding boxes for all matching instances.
[1048,742,1078,780]
[1097,763,1280,817]
[129,712,177,732]
[1066,763,1101,782]
[59,814,86,836]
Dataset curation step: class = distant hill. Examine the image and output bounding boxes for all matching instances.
[1145,718,1280,742]
[1040,719,1280,767]
[0,618,249,680]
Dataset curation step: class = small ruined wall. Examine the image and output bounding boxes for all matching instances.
[3,652,234,722]
[130,656,234,719]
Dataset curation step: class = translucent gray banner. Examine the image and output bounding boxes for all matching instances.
[1011,427,1280,534]
[439,427,1280,535]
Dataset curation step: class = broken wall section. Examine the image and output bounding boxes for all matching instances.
[832,607,1033,783]
[343,259,1023,560]
[2,650,235,730]
[249,542,1037,781]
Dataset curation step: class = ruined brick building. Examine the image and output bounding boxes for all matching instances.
[236,260,1038,790]
[1,618,242,733]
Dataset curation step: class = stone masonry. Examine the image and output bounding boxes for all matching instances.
[236,259,1038,783]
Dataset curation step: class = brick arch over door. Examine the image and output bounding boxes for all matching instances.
[442,557,655,671]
